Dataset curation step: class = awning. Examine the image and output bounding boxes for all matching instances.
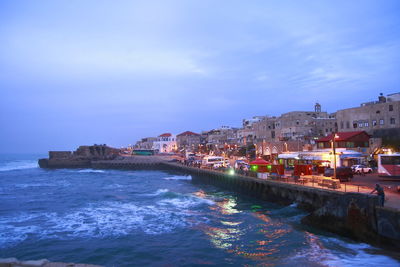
[250,159,271,165]
[278,153,299,159]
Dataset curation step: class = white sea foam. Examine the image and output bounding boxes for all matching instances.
[103,183,124,190]
[163,175,192,180]
[143,188,170,196]
[158,195,215,209]
[77,169,105,173]
[0,198,211,247]
[290,233,399,267]
[0,160,38,172]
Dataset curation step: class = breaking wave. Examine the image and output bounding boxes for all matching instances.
[288,233,399,267]
[77,169,105,173]
[0,160,38,172]
[0,199,210,247]
[163,175,192,181]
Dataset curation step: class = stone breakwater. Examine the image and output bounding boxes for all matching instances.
[37,155,400,251]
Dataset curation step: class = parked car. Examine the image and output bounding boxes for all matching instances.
[351,164,372,174]
[324,167,353,182]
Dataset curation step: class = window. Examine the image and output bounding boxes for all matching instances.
[340,122,344,129]
[390,118,396,124]
[389,105,393,111]
[376,110,380,114]
[346,142,355,148]
[358,122,363,128]
[325,128,328,132]
[353,123,357,128]
[296,120,300,125]
[346,121,350,129]
[379,119,384,125]
[364,122,369,127]
[372,120,377,126]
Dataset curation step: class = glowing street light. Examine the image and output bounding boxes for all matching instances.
[332,133,339,179]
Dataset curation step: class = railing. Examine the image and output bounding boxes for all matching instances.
[176,161,374,194]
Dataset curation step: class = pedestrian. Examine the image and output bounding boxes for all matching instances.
[370,184,385,207]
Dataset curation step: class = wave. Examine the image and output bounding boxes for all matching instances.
[158,195,215,209]
[0,200,211,247]
[144,188,170,196]
[289,233,399,267]
[163,175,192,181]
[77,169,105,173]
[0,160,38,172]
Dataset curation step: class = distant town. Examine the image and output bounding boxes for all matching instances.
[131,92,400,175]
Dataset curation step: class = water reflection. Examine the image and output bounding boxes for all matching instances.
[193,190,294,262]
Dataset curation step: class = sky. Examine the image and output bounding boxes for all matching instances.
[1,0,400,153]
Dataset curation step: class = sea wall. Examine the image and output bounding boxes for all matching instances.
[161,162,400,249]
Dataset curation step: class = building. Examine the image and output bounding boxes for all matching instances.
[204,126,239,151]
[253,103,336,144]
[176,131,201,151]
[316,131,370,154]
[135,137,157,150]
[336,93,400,148]
[152,133,177,153]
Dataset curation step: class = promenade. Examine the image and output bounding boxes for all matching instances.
[170,160,400,211]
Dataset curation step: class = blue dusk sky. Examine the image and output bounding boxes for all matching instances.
[1,0,400,153]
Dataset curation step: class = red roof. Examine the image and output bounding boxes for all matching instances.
[250,159,271,165]
[159,133,172,137]
[177,131,200,136]
[317,131,369,142]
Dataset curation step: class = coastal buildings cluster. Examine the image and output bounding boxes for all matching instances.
[133,92,400,168]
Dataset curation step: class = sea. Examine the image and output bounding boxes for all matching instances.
[0,154,399,267]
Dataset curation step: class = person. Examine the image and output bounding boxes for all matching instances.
[371,184,385,207]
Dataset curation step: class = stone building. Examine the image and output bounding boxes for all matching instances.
[152,133,177,153]
[176,131,201,150]
[135,137,157,150]
[204,126,238,150]
[253,103,336,144]
[336,93,400,148]
[336,93,400,133]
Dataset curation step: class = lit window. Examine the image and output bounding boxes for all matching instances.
[372,120,377,126]
[364,122,369,127]
[379,119,384,125]
[358,122,363,128]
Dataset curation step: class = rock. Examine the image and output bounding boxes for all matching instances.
[20,259,49,266]
[0,258,19,266]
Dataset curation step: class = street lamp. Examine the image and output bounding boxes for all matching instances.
[332,133,339,179]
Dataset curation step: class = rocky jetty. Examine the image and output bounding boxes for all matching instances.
[38,145,120,168]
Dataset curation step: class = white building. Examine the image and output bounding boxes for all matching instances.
[152,133,177,153]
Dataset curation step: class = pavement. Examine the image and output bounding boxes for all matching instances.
[343,172,400,210]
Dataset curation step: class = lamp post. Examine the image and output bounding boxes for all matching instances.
[332,133,339,179]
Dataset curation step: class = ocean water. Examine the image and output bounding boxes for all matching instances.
[0,154,399,266]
